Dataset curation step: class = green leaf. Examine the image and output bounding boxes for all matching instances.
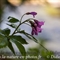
[8,16,12,19]
[10,35,28,44]
[8,40,15,54]
[1,28,10,36]
[8,18,19,23]
[7,23,21,31]
[0,34,8,48]
[24,34,32,39]
[12,40,26,56]
[17,30,38,43]
[7,23,17,28]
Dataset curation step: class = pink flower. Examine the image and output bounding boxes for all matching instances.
[34,20,44,27]
[31,27,42,35]
[30,20,44,35]
[26,12,37,17]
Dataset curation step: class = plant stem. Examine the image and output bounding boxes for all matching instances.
[20,14,26,23]
[39,43,48,51]
[11,14,26,35]
[12,23,21,35]
[24,23,31,26]
[11,15,33,35]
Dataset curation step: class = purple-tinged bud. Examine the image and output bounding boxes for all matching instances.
[26,12,37,17]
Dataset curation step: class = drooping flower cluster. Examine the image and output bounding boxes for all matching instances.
[30,20,44,35]
[26,12,44,35]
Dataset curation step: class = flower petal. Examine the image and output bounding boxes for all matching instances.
[26,12,37,18]
[34,20,44,27]
[39,21,44,26]
[30,12,37,17]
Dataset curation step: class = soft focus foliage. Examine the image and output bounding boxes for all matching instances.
[0,12,45,60]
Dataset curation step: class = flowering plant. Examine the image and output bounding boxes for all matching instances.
[0,12,50,59]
